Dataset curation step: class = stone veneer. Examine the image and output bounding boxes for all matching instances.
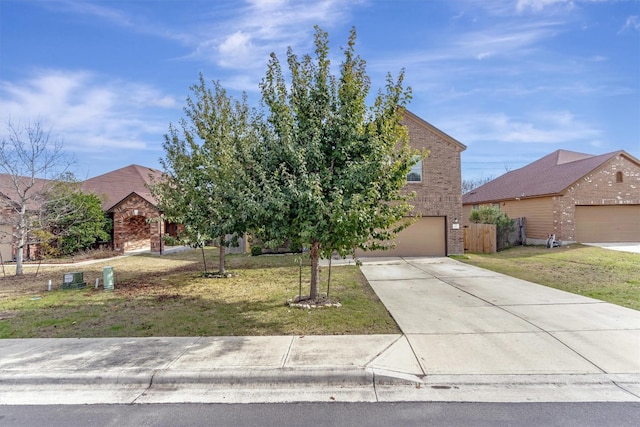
[111,194,164,253]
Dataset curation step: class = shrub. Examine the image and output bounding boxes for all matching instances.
[469,205,515,250]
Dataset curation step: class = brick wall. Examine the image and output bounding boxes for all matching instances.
[554,154,640,242]
[402,114,465,255]
[111,194,164,252]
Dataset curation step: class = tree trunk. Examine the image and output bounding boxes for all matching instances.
[15,205,26,276]
[218,235,226,275]
[15,240,24,276]
[309,240,320,300]
[201,245,207,274]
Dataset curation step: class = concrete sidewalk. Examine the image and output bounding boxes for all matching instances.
[1,257,639,404]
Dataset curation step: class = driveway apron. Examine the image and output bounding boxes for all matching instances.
[360,257,640,377]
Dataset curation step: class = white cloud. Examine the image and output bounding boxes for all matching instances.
[190,0,358,69]
[217,31,256,68]
[50,0,192,44]
[438,111,601,146]
[619,15,640,33]
[455,21,561,60]
[516,0,574,13]
[0,69,177,153]
[39,0,362,91]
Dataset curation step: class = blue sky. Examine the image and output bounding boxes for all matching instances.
[1,0,638,181]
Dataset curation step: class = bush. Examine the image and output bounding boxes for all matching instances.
[251,246,263,256]
[469,205,516,251]
[469,205,512,229]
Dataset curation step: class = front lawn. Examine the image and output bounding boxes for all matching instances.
[457,244,640,310]
[0,248,400,338]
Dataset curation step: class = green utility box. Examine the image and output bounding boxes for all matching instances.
[61,272,86,290]
[103,266,114,291]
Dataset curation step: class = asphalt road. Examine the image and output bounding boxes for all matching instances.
[2,402,639,427]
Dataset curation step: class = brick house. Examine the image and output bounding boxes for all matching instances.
[2,110,466,259]
[462,149,640,244]
[1,166,173,258]
[0,174,50,261]
[81,165,171,253]
[362,110,466,256]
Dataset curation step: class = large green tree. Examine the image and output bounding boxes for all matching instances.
[152,75,256,275]
[257,26,422,301]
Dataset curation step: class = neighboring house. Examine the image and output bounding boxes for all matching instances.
[462,149,640,244]
[81,164,170,253]
[0,174,50,261]
[0,166,172,258]
[361,110,466,257]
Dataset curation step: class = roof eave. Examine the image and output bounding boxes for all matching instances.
[463,192,562,205]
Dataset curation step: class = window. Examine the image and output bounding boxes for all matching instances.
[407,158,422,182]
[616,171,623,183]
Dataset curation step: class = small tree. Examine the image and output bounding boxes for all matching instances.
[151,75,256,275]
[257,26,421,301]
[0,119,73,275]
[43,180,111,255]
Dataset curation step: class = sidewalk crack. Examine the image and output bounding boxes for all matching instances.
[282,336,295,367]
[131,370,157,404]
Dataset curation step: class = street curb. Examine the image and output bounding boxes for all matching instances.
[152,368,374,386]
[5,371,638,388]
[0,371,153,386]
[0,367,378,388]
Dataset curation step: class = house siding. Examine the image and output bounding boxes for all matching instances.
[501,197,554,240]
[463,197,554,243]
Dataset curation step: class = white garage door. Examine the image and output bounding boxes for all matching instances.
[360,216,446,257]
[575,205,640,242]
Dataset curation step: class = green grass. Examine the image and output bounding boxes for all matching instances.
[0,248,399,338]
[458,244,640,310]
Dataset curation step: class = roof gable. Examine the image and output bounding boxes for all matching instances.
[463,149,631,204]
[402,110,467,152]
[81,164,163,211]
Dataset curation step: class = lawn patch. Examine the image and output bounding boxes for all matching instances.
[0,248,399,337]
[459,244,640,310]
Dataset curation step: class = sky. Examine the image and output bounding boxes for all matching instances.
[1,0,639,182]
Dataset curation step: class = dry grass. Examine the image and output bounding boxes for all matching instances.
[457,244,640,310]
[0,248,400,338]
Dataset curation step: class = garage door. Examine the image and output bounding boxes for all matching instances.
[0,224,12,262]
[359,216,446,257]
[575,205,640,242]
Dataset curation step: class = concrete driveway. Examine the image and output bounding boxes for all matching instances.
[359,257,640,401]
[583,242,640,254]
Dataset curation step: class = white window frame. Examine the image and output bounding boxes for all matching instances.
[407,158,422,183]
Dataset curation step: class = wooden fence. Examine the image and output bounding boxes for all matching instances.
[464,218,526,253]
[463,223,497,253]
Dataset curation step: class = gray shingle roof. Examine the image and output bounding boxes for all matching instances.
[463,149,627,204]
